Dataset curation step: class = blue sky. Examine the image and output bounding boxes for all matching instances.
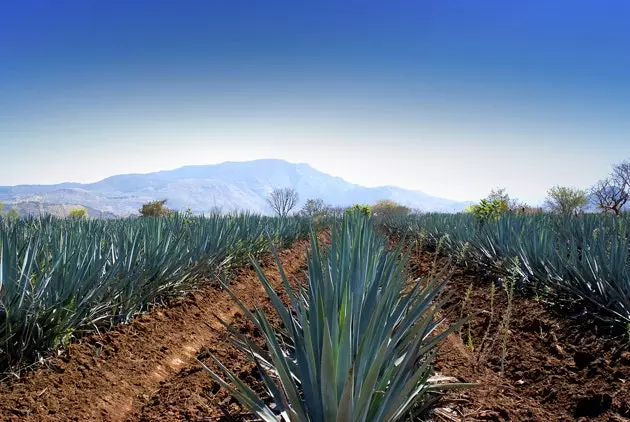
[1,0,629,204]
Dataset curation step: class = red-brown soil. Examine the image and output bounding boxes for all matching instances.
[0,240,310,422]
[408,250,630,421]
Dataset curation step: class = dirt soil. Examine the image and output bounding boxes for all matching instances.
[0,239,310,422]
[408,250,630,421]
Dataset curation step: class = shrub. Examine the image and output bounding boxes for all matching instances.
[466,199,504,222]
[68,208,88,219]
[371,199,410,218]
[139,199,171,217]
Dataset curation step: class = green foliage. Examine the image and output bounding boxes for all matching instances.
[466,199,505,222]
[5,209,19,221]
[300,198,328,218]
[139,199,171,217]
[68,208,88,219]
[206,213,468,421]
[346,203,371,217]
[0,213,309,370]
[371,199,410,218]
[544,186,588,216]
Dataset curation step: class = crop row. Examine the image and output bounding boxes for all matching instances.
[381,213,630,328]
[0,213,310,370]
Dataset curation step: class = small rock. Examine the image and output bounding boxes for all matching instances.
[552,343,565,356]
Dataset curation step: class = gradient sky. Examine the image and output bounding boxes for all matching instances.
[1,0,629,205]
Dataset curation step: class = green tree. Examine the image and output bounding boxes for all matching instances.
[371,199,410,219]
[68,208,88,219]
[299,198,328,218]
[0,202,3,214]
[466,199,504,221]
[139,199,171,217]
[544,186,588,216]
[6,208,19,220]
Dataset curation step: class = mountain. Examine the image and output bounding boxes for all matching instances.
[0,159,471,216]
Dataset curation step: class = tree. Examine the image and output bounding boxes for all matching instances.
[613,160,630,188]
[266,188,299,218]
[0,202,3,214]
[68,208,88,219]
[485,187,524,212]
[544,186,588,216]
[371,200,410,218]
[591,178,628,216]
[299,198,328,218]
[139,199,171,217]
[591,160,630,216]
[6,209,19,220]
[466,199,504,221]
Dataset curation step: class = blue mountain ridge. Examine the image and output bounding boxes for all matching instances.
[0,159,471,216]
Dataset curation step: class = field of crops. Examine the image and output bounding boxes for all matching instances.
[0,213,309,370]
[0,211,628,421]
[382,213,630,328]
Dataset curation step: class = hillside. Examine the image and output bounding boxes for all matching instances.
[0,159,471,216]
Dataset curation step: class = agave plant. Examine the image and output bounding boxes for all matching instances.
[395,212,630,327]
[0,213,310,369]
[205,212,467,421]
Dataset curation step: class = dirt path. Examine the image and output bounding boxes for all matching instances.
[409,250,630,421]
[0,240,309,422]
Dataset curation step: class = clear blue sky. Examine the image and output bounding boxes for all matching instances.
[1,0,629,204]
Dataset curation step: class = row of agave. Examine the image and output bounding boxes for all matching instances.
[381,212,630,327]
[207,211,468,421]
[0,213,310,370]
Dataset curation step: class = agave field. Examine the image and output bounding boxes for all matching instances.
[0,210,628,421]
[0,213,309,369]
[384,213,630,328]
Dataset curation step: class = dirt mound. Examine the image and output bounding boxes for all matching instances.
[0,241,309,422]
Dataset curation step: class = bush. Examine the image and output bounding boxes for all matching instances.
[68,208,88,219]
[371,199,410,218]
[466,199,504,222]
[139,199,171,217]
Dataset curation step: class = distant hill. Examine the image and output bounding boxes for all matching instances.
[0,159,471,216]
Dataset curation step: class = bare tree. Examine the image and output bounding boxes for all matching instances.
[267,188,299,218]
[591,160,630,215]
[591,177,628,216]
[613,160,630,187]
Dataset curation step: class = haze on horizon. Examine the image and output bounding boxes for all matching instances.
[1,0,629,206]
